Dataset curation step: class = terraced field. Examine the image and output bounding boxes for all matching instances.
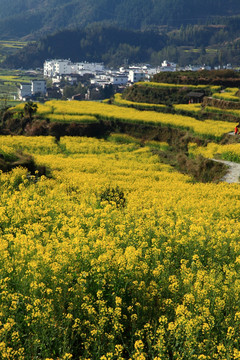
[12,100,235,139]
[0,40,26,63]
[0,81,240,359]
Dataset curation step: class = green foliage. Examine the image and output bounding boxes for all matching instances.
[4,166,29,190]
[63,83,86,99]
[99,185,126,208]
[24,101,38,120]
[153,70,240,87]
[3,26,166,69]
[123,83,208,105]
[1,0,240,38]
[1,1,240,68]
[3,17,240,69]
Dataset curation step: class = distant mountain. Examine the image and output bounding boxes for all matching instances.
[1,0,240,39]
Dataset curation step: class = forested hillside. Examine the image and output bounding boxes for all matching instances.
[2,0,240,68]
[2,26,167,68]
[3,22,240,69]
[0,0,240,39]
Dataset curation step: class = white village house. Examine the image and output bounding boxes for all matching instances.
[18,80,46,100]
[128,69,146,83]
[44,59,72,77]
[31,80,47,95]
[18,84,32,99]
[44,59,105,77]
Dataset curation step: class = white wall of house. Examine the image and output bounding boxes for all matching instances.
[18,84,32,100]
[44,59,105,78]
[54,60,72,75]
[18,80,47,98]
[44,59,72,77]
[76,62,104,72]
[44,60,54,77]
[159,60,177,72]
[128,70,146,83]
[31,80,47,95]
[109,75,128,85]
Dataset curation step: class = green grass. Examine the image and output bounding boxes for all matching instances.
[0,67,41,100]
[0,99,22,107]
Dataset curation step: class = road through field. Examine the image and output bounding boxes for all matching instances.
[212,159,240,183]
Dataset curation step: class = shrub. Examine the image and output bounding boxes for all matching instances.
[25,119,49,136]
[99,185,126,208]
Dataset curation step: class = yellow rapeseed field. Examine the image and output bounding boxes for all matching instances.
[0,135,239,359]
[113,93,166,111]
[205,106,240,119]
[13,100,235,139]
[136,82,221,92]
[47,114,98,123]
[189,141,240,162]
[212,88,240,102]
[174,103,202,113]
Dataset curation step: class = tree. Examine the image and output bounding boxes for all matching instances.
[23,101,38,120]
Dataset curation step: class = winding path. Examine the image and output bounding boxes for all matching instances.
[212,159,240,183]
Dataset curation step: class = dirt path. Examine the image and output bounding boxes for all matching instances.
[212,159,240,183]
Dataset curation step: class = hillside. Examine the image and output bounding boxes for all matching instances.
[4,21,240,69]
[2,1,240,68]
[2,26,167,68]
[1,0,240,39]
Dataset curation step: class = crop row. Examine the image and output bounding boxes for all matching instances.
[212,87,240,102]
[13,100,236,139]
[173,103,202,114]
[47,114,98,123]
[113,93,166,111]
[205,106,240,119]
[136,82,221,92]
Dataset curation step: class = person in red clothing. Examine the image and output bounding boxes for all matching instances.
[235,126,239,135]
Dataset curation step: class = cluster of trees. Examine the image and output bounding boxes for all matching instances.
[1,0,240,39]
[149,21,240,67]
[122,84,209,105]
[0,100,38,132]
[152,70,240,87]
[62,83,86,99]
[4,18,240,69]
[63,83,114,101]
[2,1,240,68]
[2,25,166,68]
